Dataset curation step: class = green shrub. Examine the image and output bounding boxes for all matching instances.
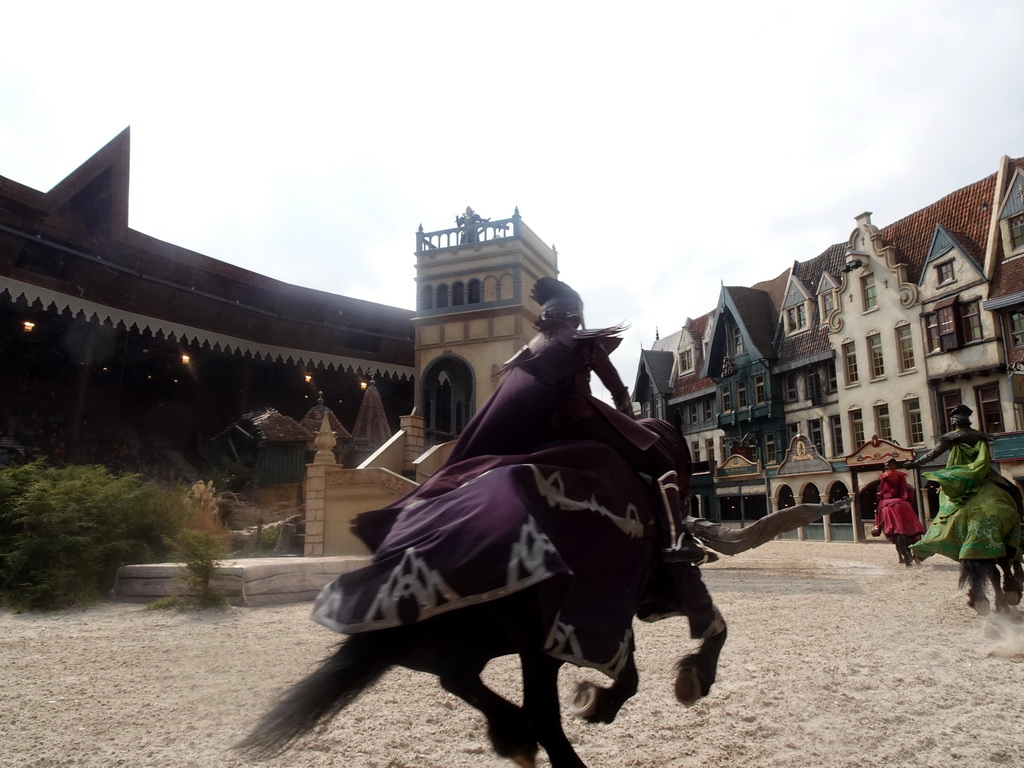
[0,462,193,610]
[168,528,228,609]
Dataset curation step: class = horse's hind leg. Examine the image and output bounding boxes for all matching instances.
[569,639,638,725]
[893,535,911,566]
[519,650,587,768]
[437,658,538,767]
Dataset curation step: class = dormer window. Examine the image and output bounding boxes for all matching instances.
[730,325,745,355]
[785,304,807,333]
[820,290,835,319]
[935,260,955,285]
[678,348,694,374]
[1011,214,1024,250]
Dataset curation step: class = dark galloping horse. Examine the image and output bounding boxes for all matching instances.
[238,568,725,768]
[238,439,726,768]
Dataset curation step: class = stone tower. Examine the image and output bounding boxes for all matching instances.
[413,207,558,446]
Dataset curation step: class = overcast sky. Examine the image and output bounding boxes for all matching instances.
[3,1,1023,396]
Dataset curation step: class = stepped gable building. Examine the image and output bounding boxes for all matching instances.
[635,155,1024,536]
[0,128,415,476]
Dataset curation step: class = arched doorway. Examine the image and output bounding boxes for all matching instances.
[421,355,475,447]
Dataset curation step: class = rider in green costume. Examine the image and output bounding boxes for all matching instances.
[906,405,1022,563]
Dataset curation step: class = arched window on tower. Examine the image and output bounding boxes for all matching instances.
[452,281,465,306]
[419,284,433,310]
[436,284,450,308]
[421,357,475,445]
[467,278,481,304]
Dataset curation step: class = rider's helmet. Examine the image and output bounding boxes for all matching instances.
[532,277,584,328]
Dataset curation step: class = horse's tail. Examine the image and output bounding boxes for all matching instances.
[958,558,987,590]
[236,634,391,759]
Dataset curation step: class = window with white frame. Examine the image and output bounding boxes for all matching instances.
[867,333,885,379]
[820,289,835,319]
[737,380,749,408]
[730,324,745,355]
[935,260,955,285]
[808,418,824,453]
[843,341,859,385]
[753,374,766,404]
[904,398,924,445]
[691,441,701,461]
[785,304,807,333]
[896,324,916,372]
[849,408,865,447]
[1011,311,1024,348]
[861,273,877,310]
[720,384,732,412]
[1011,213,1024,250]
[923,298,982,352]
[763,433,777,464]
[784,373,798,402]
[829,414,844,456]
[679,348,693,373]
[874,403,892,441]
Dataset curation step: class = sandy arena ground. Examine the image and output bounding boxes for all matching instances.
[3,540,1023,768]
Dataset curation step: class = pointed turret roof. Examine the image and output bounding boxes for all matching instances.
[351,382,393,452]
[299,392,352,443]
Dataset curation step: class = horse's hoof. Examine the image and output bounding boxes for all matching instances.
[1005,591,1022,607]
[511,755,537,768]
[569,682,599,719]
[674,665,702,707]
[971,598,991,616]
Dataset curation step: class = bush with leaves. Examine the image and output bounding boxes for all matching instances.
[165,528,229,609]
[0,462,193,610]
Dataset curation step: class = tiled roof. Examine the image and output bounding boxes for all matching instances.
[246,409,315,443]
[795,243,847,290]
[776,325,833,368]
[750,268,790,316]
[652,328,682,352]
[726,285,778,359]
[299,396,353,443]
[671,311,716,399]
[640,349,674,394]
[988,157,1024,301]
[878,173,997,284]
[673,373,717,398]
[352,382,393,450]
[990,255,1024,302]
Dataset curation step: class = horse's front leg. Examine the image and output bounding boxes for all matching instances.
[519,650,587,768]
[569,639,638,724]
[998,555,1023,606]
[675,610,728,706]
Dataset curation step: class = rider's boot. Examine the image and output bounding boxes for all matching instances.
[656,471,714,565]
